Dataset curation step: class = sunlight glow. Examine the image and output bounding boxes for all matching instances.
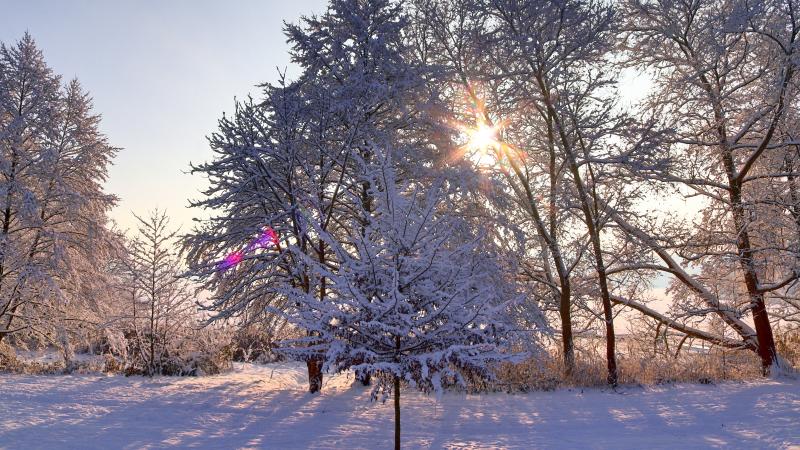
[448,85,510,167]
[465,120,501,153]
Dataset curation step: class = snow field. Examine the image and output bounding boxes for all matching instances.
[1,362,799,449]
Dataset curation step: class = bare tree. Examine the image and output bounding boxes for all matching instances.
[414,0,579,377]
[415,0,667,385]
[124,210,196,376]
[619,0,800,373]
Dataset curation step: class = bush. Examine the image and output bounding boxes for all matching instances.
[122,325,234,377]
[479,337,763,392]
[776,329,800,368]
[231,327,284,363]
[0,341,21,372]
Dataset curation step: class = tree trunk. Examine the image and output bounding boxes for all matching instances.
[496,143,576,376]
[580,203,618,386]
[701,64,782,375]
[534,69,618,386]
[730,186,778,374]
[394,375,401,450]
[559,287,575,376]
[595,255,618,387]
[0,151,18,346]
[307,359,323,393]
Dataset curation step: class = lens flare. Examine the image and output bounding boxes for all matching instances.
[219,251,243,270]
[218,227,279,271]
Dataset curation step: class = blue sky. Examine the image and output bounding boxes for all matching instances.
[0,0,327,231]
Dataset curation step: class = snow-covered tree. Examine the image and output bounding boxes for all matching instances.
[184,0,453,392]
[184,79,332,389]
[123,210,197,376]
[277,150,521,450]
[617,0,800,374]
[414,0,666,385]
[0,34,119,360]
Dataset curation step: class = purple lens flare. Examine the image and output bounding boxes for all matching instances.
[217,227,279,271]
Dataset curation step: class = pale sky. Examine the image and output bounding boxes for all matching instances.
[0,0,327,232]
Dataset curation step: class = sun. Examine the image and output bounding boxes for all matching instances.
[465,120,500,153]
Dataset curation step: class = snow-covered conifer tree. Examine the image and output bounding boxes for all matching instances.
[0,34,120,360]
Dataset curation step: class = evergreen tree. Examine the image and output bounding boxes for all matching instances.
[0,34,119,359]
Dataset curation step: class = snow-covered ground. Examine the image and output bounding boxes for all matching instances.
[0,362,798,449]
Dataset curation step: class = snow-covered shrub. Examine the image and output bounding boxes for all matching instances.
[486,337,764,391]
[121,326,233,377]
[231,325,297,364]
[177,326,234,376]
[0,341,20,372]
